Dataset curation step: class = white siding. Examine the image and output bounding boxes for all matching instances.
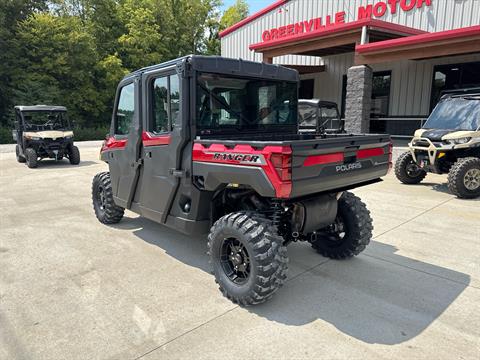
[300,53,480,116]
[222,0,480,63]
[221,0,480,117]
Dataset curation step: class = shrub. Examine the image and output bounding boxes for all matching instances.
[0,127,15,144]
[73,127,110,141]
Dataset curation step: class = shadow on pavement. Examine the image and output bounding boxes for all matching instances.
[251,241,469,344]
[118,216,470,345]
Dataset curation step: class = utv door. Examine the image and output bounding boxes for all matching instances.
[108,77,143,208]
[139,68,184,223]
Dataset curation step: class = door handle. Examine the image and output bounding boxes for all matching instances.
[169,169,186,178]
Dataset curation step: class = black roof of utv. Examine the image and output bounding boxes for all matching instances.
[15,105,67,112]
[123,55,299,83]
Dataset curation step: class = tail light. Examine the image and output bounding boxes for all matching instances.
[270,152,292,182]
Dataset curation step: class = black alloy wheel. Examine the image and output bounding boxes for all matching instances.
[92,172,124,224]
[220,237,251,285]
[208,211,288,305]
[395,151,427,184]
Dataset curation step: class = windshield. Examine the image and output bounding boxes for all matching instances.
[423,97,480,131]
[22,111,70,131]
[196,73,298,134]
[299,104,317,127]
[299,103,340,130]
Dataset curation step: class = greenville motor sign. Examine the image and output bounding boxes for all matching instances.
[261,0,432,42]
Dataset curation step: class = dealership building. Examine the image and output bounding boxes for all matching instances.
[219,0,480,136]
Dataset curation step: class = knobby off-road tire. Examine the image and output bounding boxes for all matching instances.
[92,172,124,224]
[395,151,427,184]
[25,148,38,168]
[208,212,288,306]
[16,145,26,163]
[69,145,81,165]
[448,157,480,199]
[311,192,373,259]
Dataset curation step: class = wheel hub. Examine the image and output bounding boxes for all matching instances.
[97,186,106,210]
[221,238,250,284]
[464,168,480,190]
[406,162,421,177]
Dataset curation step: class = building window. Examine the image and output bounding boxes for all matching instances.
[341,75,347,118]
[430,61,480,111]
[371,71,391,118]
[341,72,391,121]
[299,79,314,99]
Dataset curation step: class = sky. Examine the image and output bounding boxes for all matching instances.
[220,0,274,14]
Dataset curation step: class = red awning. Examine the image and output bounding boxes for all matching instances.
[355,25,480,64]
[250,18,426,52]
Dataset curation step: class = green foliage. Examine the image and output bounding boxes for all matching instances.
[221,0,249,29]
[0,0,242,143]
[0,127,15,145]
[13,13,104,128]
[206,0,249,55]
[73,126,110,141]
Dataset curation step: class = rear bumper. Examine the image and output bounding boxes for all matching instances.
[291,161,389,198]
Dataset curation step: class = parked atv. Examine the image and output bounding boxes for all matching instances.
[298,99,345,135]
[92,56,391,305]
[13,105,80,168]
[395,91,480,198]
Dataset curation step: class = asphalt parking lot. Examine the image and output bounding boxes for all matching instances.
[1,142,479,360]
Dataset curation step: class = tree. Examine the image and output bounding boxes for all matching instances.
[0,0,48,127]
[205,0,249,55]
[0,0,229,142]
[220,0,248,29]
[12,13,104,128]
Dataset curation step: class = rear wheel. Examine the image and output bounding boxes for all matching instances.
[310,192,373,259]
[395,151,426,184]
[69,145,80,165]
[448,157,480,199]
[25,148,38,168]
[92,172,124,224]
[208,212,288,306]
[16,145,26,163]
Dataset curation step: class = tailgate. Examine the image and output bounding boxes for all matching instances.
[290,135,391,198]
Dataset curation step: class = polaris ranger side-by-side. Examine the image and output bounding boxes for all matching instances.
[298,99,345,135]
[395,90,480,198]
[13,105,80,168]
[92,56,391,305]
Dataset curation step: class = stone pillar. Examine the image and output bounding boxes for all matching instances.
[344,65,373,134]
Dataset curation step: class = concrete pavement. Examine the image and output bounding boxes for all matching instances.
[0,144,479,359]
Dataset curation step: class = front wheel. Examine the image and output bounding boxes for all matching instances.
[25,148,38,168]
[208,212,288,306]
[310,192,373,259]
[16,145,26,163]
[395,151,427,184]
[448,157,480,199]
[69,145,80,165]
[92,172,124,224]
